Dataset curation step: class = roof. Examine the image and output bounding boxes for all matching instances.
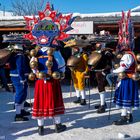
[0,11,140,27]
[131,6,140,12]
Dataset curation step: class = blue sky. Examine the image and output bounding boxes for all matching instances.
[0,0,140,13]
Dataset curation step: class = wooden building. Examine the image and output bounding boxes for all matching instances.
[74,12,140,51]
[0,12,140,50]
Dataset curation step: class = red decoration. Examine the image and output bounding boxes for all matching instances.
[24,2,75,43]
[38,11,45,20]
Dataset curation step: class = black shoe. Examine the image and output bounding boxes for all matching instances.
[38,126,44,136]
[15,114,29,121]
[21,109,31,116]
[97,105,106,113]
[112,116,128,125]
[55,123,67,133]
[127,113,133,123]
[24,101,32,107]
[95,102,107,109]
[80,99,87,105]
[73,97,81,104]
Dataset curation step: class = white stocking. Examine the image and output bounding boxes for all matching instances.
[15,104,21,114]
[99,92,105,106]
[76,89,80,98]
[121,108,127,116]
[53,116,61,124]
[127,107,133,114]
[37,118,44,126]
[81,90,86,99]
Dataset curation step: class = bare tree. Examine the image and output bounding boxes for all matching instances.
[11,0,46,16]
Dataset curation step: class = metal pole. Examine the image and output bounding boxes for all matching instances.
[70,73,73,103]
[108,73,115,120]
[88,72,91,109]
[28,83,32,110]
[84,72,91,109]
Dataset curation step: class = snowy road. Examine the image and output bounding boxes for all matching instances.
[0,84,140,140]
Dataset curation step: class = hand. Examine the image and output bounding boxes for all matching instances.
[20,80,26,86]
[83,72,87,75]
[110,69,113,73]
[112,69,116,73]
[101,71,106,76]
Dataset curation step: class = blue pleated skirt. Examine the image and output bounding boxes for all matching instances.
[114,78,139,109]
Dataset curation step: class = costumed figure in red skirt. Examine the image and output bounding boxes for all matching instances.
[24,2,75,135]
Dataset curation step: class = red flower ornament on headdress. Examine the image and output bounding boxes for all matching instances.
[24,2,75,47]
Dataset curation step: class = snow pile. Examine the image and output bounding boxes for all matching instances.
[0,5,140,20]
[131,6,140,12]
[0,85,140,140]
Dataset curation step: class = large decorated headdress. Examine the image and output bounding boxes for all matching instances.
[117,10,135,51]
[23,2,75,47]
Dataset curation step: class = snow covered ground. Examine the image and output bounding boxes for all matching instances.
[0,83,140,140]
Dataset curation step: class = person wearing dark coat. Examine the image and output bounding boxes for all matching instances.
[93,43,113,113]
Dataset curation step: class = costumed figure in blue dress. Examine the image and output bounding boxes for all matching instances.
[24,2,75,135]
[112,11,139,125]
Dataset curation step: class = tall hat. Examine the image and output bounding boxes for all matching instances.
[64,36,90,48]
[23,2,76,48]
[117,10,135,51]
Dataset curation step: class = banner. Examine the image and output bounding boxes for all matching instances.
[67,21,93,34]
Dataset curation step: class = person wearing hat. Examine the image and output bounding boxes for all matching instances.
[70,45,89,105]
[9,44,30,121]
[112,44,139,125]
[23,3,76,135]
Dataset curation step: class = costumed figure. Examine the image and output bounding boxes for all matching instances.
[88,42,113,113]
[0,64,11,92]
[9,44,31,121]
[24,2,75,135]
[0,48,12,92]
[112,11,139,125]
[67,43,88,105]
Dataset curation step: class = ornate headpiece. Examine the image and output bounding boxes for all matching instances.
[117,10,135,51]
[24,2,75,47]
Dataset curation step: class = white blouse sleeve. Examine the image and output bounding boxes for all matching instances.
[113,54,134,73]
